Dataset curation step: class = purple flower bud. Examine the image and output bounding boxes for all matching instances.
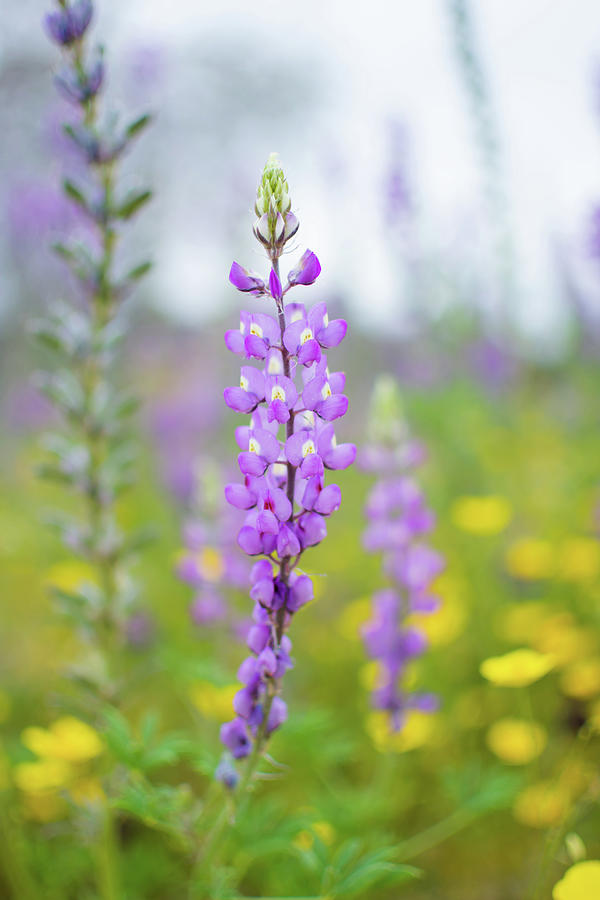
[44,0,93,46]
[287,250,321,287]
[269,267,282,301]
[215,756,239,789]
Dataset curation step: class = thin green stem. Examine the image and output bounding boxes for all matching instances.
[95,803,121,900]
[396,807,478,861]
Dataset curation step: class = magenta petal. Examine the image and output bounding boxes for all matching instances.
[224,387,258,414]
[315,483,341,515]
[267,696,287,733]
[297,339,321,366]
[238,525,263,555]
[225,483,256,509]
[287,249,321,286]
[246,623,271,654]
[224,330,246,356]
[318,319,347,348]
[287,573,313,611]
[323,442,356,470]
[317,394,348,421]
[269,267,282,301]
[244,334,268,359]
[238,451,267,476]
[229,260,265,293]
[257,508,279,535]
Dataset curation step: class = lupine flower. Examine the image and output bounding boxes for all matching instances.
[219,154,354,767]
[360,377,443,732]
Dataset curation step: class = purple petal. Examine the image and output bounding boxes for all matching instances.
[318,319,347,348]
[287,249,321,286]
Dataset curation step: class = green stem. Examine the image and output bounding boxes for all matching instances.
[95,803,121,900]
[396,807,478,861]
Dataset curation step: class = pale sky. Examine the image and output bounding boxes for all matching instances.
[6,1,600,345]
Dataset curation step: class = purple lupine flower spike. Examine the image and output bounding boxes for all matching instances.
[359,377,444,733]
[219,154,354,772]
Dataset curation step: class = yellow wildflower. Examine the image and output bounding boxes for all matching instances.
[532,614,597,667]
[553,861,600,900]
[560,659,600,701]
[486,718,547,765]
[480,648,555,687]
[558,538,600,582]
[451,495,512,535]
[513,780,571,828]
[22,716,103,763]
[366,710,437,753]
[189,682,238,720]
[505,538,554,580]
[14,759,71,794]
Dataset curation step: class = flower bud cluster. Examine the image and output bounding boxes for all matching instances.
[253,152,299,255]
[360,378,444,731]
[219,157,355,760]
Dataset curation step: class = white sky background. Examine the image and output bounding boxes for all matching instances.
[7,1,600,345]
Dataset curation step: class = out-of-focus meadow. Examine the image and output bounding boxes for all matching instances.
[2,2,600,898]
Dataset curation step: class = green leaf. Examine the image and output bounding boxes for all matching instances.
[126,113,152,140]
[125,260,153,282]
[116,189,152,220]
[63,178,89,211]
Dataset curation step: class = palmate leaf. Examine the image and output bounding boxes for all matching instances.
[323,842,421,897]
[102,706,193,772]
[113,776,192,836]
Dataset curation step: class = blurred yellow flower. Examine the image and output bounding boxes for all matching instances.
[451,495,512,535]
[22,717,103,763]
[532,614,597,667]
[486,718,547,765]
[407,574,466,647]
[495,602,549,644]
[189,681,238,720]
[43,560,97,592]
[558,538,600,582]
[513,780,571,828]
[337,597,371,642]
[553,861,600,900]
[560,659,600,701]
[366,710,437,753]
[14,759,71,794]
[480,648,555,687]
[293,821,335,851]
[505,538,554,580]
